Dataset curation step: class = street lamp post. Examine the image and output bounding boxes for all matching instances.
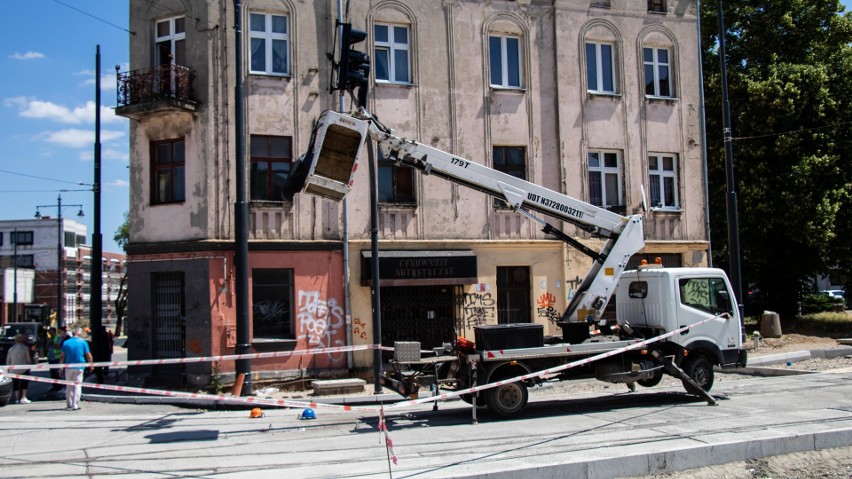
[35,195,84,328]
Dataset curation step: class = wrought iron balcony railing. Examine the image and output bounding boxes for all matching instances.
[115,63,197,115]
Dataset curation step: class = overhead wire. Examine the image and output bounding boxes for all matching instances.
[50,0,135,35]
[0,168,94,188]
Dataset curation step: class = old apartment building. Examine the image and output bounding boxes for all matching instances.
[118,0,708,387]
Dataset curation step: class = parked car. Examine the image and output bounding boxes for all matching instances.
[0,376,12,407]
[0,322,44,365]
[820,289,845,301]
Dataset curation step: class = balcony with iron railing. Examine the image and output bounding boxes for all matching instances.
[115,63,198,120]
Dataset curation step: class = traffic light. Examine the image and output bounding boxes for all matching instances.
[336,23,370,107]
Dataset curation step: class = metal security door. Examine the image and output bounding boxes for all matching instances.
[152,272,186,376]
[380,285,458,349]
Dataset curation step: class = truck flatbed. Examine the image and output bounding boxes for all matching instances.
[480,338,643,361]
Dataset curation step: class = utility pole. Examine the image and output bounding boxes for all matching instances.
[717,1,744,313]
[35,196,84,329]
[233,0,252,395]
[92,45,106,381]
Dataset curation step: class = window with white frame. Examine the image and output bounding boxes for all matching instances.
[489,34,522,88]
[648,154,678,209]
[588,151,622,208]
[586,42,616,94]
[156,16,186,66]
[249,13,289,75]
[643,47,672,97]
[374,24,410,83]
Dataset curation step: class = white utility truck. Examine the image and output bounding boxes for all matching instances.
[286,108,747,417]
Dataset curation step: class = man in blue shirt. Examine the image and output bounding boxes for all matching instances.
[60,330,92,411]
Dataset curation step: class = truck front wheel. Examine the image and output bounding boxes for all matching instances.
[486,381,528,417]
[681,356,715,394]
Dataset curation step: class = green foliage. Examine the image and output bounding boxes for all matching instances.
[114,211,129,252]
[701,1,852,319]
[794,311,851,334]
[800,293,839,315]
[211,362,224,395]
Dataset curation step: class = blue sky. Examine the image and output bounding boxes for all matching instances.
[1,1,129,252]
[1,1,850,253]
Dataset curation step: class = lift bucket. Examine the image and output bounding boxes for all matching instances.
[297,111,369,201]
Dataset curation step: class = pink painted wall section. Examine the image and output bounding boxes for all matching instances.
[249,250,347,371]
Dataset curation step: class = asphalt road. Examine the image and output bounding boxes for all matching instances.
[1,367,851,478]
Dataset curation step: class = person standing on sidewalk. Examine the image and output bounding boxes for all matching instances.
[46,327,65,397]
[60,330,92,411]
[5,334,34,404]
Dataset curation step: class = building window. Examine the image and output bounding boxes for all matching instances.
[378,149,416,204]
[644,47,672,97]
[16,255,34,268]
[493,146,526,207]
[489,35,522,88]
[497,266,531,324]
[155,16,185,66]
[0,232,3,246]
[591,1,611,8]
[648,0,667,13]
[250,135,293,201]
[151,139,185,205]
[588,151,622,208]
[10,231,34,246]
[374,24,410,83]
[586,42,616,94]
[648,154,678,209]
[249,13,289,75]
[252,269,294,339]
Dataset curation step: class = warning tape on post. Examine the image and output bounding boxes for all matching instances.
[0,314,727,414]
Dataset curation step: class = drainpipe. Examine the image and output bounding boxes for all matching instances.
[696,0,713,267]
[337,0,354,371]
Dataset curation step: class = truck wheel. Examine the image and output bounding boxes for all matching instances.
[681,356,715,394]
[485,381,528,417]
[637,373,663,388]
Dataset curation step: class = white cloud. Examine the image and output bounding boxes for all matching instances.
[14,99,124,125]
[42,129,125,148]
[79,148,129,162]
[107,179,129,188]
[78,69,117,91]
[10,51,45,60]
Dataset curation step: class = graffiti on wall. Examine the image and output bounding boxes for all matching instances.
[461,292,496,328]
[565,276,581,303]
[297,290,345,360]
[536,292,561,324]
[353,317,368,341]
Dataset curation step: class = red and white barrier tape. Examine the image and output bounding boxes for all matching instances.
[0,344,381,372]
[1,314,728,414]
[1,370,383,413]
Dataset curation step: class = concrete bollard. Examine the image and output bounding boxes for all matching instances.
[760,311,782,338]
[753,331,761,350]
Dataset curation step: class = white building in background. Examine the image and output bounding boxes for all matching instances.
[0,218,125,326]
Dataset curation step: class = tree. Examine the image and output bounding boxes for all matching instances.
[113,212,129,336]
[701,1,852,319]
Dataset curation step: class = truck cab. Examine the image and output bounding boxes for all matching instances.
[617,265,747,369]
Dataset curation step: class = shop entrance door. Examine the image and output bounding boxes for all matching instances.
[379,285,459,350]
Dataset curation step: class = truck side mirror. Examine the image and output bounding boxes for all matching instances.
[716,290,732,315]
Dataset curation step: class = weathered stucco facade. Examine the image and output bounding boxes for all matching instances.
[120,0,708,388]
